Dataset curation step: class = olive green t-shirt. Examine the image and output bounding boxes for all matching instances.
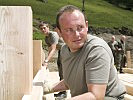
[61,34,126,97]
[45,31,64,50]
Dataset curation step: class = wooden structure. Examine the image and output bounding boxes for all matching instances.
[119,74,133,100]
[126,51,132,68]
[123,68,133,74]
[0,6,33,100]
[1,6,133,100]
[123,51,133,74]
[33,40,45,77]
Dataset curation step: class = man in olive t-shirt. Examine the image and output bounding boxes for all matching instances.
[43,5,126,100]
[39,22,66,98]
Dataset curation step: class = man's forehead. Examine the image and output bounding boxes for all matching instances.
[60,10,84,21]
[41,25,47,28]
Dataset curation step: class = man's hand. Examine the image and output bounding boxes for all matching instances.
[42,63,48,70]
[42,62,48,67]
[43,82,54,94]
[42,60,49,69]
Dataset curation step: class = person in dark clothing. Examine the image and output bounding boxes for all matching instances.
[115,35,127,73]
[108,35,117,64]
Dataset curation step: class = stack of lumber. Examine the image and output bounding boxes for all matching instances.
[33,67,71,100]
[33,67,57,100]
[118,73,133,100]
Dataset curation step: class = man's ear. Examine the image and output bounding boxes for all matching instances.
[86,21,88,32]
[57,28,62,37]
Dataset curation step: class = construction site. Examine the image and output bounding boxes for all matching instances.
[0,6,133,100]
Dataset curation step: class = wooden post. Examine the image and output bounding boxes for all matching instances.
[126,51,132,68]
[33,40,45,78]
[0,6,33,100]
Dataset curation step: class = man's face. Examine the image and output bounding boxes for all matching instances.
[58,10,88,52]
[121,36,126,42]
[40,25,49,36]
[112,37,115,42]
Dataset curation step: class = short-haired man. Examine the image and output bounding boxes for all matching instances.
[39,22,66,98]
[115,35,127,73]
[108,35,117,64]
[43,5,126,100]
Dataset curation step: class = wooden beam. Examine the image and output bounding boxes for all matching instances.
[33,68,60,100]
[126,51,132,68]
[41,46,45,65]
[119,74,133,95]
[122,81,133,96]
[123,68,133,74]
[33,67,49,87]
[22,95,31,100]
[33,40,43,78]
[124,94,133,100]
[0,6,33,100]
[43,72,60,100]
[43,93,55,100]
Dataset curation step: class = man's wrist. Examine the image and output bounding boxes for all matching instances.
[44,60,49,63]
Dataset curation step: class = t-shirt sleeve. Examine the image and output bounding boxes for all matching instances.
[51,32,59,44]
[85,46,111,84]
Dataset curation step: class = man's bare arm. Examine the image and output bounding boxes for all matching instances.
[53,79,69,92]
[46,44,57,61]
[69,84,106,100]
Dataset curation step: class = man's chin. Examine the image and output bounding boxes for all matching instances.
[74,44,84,50]
[76,43,84,47]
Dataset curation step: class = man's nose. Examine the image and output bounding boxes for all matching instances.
[74,30,80,36]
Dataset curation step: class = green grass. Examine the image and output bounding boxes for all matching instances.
[1,0,133,28]
[0,0,133,45]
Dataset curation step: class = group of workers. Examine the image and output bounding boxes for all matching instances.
[108,35,127,73]
[39,5,126,100]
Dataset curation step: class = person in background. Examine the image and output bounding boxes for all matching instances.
[39,22,66,98]
[108,35,117,64]
[43,5,126,100]
[39,22,57,67]
[115,35,127,73]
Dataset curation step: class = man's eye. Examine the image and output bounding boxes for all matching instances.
[69,29,73,32]
[65,29,69,32]
[77,26,83,31]
[65,29,72,32]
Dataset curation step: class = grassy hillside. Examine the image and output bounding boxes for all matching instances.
[0,0,133,29]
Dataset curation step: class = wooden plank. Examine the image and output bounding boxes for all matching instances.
[43,72,59,100]
[122,81,133,96]
[48,72,60,83]
[43,93,55,100]
[22,95,31,100]
[44,72,60,100]
[33,68,60,100]
[41,47,45,65]
[31,86,43,100]
[22,86,43,100]
[119,74,133,83]
[0,6,33,100]
[123,68,133,74]
[33,67,49,86]
[119,74,133,95]
[126,51,132,68]
[33,68,60,87]
[33,40,43,77]
[124,94,133,100]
